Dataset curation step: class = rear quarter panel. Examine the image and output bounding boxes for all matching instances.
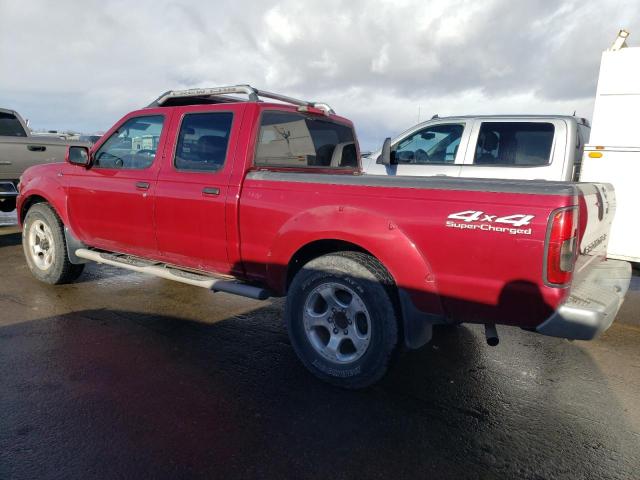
[239,174,575,328]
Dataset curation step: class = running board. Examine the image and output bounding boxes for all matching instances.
[74,249,270,300]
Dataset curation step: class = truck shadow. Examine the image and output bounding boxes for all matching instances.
[0,230,21,248]
[1,304,637,479]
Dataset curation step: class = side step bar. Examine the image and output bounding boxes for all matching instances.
[74,249,270,300]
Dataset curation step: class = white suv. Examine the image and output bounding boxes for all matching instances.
[363,115,590,182]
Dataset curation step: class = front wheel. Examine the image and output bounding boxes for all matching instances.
[285,252,399,388]
[22,203,84,284]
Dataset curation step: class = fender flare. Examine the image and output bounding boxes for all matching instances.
[18,177,68,225]
[266,205,446,349]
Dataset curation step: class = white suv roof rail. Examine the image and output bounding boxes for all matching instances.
[149,85,335,115]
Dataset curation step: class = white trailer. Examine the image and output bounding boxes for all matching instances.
[580,30,640,263]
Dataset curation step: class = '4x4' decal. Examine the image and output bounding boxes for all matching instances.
[446,210,535,235]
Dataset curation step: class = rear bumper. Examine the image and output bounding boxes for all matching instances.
[537,259,631,340]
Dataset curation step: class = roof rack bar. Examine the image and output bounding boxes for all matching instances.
[153,85,258,106]
[150,84,335,115]
[253,88,335,114]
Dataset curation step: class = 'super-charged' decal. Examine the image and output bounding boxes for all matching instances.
[446,210,534,235]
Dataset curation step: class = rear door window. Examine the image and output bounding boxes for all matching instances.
[474,122,555,166]
[255,111,357,168]
[394,124,464,164]
[0,112,27,137]
[174,112,233,171]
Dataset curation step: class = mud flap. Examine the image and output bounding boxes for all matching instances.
[398,288,447,349]
[64,226,89,264]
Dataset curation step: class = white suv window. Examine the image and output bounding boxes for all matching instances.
[394,124,463,164]
[474,122,555,166]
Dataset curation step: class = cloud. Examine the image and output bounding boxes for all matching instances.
[0,0,638,149]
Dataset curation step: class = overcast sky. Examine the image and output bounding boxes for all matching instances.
[1,0,638,149]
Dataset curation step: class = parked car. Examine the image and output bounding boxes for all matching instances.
[30,131,69,140]
[17,85,631,388]
[79,135,102,145]
[0,108,88,212]
[580,30,640,263]
[363,114,590,181]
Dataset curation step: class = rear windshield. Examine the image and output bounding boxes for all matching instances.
[0,112,27,137]
[474,122,555,166]
[255,111,357,169]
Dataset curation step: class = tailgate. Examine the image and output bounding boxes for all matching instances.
[538,182,630,340]
[575,183,615,270]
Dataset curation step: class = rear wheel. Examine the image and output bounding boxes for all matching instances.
[22,203,84,284]
[285,252,399,388]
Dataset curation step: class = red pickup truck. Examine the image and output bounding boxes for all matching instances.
[16,86,631,388]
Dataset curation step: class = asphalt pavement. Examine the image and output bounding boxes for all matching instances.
[1,212,639,480]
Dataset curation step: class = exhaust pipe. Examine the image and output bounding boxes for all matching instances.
[484,323,499,346]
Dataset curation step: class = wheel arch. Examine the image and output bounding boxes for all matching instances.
[285,239,371,290]
[19,189,87,265]
[20,194,50,224]
[18,179,69,228]
[266,206,447,349]
[267,207,439,298]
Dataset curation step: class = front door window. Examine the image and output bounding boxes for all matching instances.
[394,124,464,164]
[94,115,164,169]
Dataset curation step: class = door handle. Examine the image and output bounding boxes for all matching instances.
[135,181,150,190]
[0,161,11,165]
[202,187,220,196]
[27,145,46,152]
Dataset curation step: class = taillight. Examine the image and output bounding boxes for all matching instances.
[546,207,578,286]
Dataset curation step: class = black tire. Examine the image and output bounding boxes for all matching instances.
[22,203,84,284]
[285,252,399,389]
[0,197,16,212]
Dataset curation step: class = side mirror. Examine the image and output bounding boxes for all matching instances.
[376,137,396,165]
[66,145,91,167]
